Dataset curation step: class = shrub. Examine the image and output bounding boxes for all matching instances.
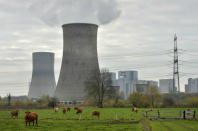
[127,92,150,107]
[183,97,198,107]
[161,97,175,107]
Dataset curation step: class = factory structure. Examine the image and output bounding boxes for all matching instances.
[111,71,158,99]
[185,78,198,93]
[54,23,100,102]
[28,52,56,99]
[159,79,174,93]
[135,80,158,94]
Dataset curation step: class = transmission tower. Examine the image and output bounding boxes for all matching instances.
[173,34,180,93]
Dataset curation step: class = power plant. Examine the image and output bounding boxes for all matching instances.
[28,52,56,99]
[54,23,100,102]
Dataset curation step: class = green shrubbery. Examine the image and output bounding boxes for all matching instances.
[2,90,198,108]
[0,95,59,108]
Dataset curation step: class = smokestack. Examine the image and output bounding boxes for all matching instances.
[28,52,56,99]
[54,23,100,102]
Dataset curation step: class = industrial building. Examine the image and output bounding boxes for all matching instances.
[109,72,116,81]
[185,84,189,93]
[159,79,174,93]
[54,23,100,102]
[109,72,117,87]
[117,71,138,99]
[135,80,158,94]
[28,52,56,99]
[185,78,198,93]
[118,71,138,81]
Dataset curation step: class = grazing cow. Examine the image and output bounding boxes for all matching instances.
[67,107,71,112]
[187,108,191,111]
[146,109,152,113]
[54,107,59,113]
[74,107,79,110]
[92,110,100,119]
[11,110,19,118]
[132,107,138,113]
[25,112,38,126]
[62,108,66,114]
[76,108,82,114]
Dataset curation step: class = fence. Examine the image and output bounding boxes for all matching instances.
[145,110,196,120]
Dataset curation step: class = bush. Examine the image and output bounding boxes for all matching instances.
[161,97,175,107]
[183,97,198,107]
[12,100,25,106]
[81,100,97,107]
[127,92,150,107]
[48,97,58,108]
[36,95,50,106]
[103,99,125,107]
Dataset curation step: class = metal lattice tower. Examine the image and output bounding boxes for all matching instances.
[173,34,180,93]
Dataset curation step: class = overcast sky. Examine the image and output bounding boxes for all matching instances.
[0,0,198,96]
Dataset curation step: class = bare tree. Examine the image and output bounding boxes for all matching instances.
[48,97,58,108]
[85,68,117,108]
[145,85,162,107]
[7,93,11,106]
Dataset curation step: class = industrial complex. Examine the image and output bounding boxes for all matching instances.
[26,23,198,102]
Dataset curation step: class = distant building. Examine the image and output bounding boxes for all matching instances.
[185,84,189,93]
[109,72,117,87]
[135,80,158,94]
[118,71,138,81]
[187,78,198,93]
[109,72,116,80]
[117,71,138,99]
[159,79,174,93]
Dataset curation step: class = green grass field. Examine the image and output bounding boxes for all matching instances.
[0,108,197,131]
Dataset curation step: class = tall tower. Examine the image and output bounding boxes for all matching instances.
[28,52,56,99]
[54,23,100,102]
[173,34,180,93]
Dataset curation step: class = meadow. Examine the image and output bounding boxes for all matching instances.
[0,108,198,131]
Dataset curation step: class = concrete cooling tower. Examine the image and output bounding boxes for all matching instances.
[55,23,100,102]
[28,52,56,99]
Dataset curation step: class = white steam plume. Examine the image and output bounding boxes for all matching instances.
[28,0,121,26]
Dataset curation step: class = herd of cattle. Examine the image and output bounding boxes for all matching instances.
[10,106,153,127]
[10,106,101,127]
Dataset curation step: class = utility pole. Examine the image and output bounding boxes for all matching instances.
[173,34,180,93]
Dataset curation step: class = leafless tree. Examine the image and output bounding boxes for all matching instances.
[85,68,117,108]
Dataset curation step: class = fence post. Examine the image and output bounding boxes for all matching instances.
[122,113,124,120]
[115,113,118,120]
[193,111,196,119]
[183,111,186,119]
[180,111,182,118]
[146,112,148,118]
[79,114,82,120]
[158,110,160,119]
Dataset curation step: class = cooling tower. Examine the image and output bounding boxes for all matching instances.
[28,52,56,99]
[54,23,99,102]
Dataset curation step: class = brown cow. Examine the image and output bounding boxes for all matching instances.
[54,107,59,113]
[92,110,100,119]
[74,107,79,110]
[67,107,71,112]
[25,112,38,126]
[11,110,19,118]
[132,107,138,113]
[146,109,152,113]
[76,108,82,114]
[62,108,66,114]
